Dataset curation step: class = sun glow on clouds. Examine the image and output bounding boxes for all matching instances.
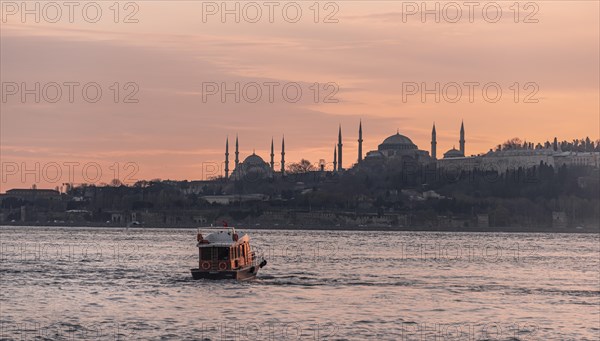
[1,1,598,190]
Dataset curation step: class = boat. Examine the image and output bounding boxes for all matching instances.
[190,227,267,281]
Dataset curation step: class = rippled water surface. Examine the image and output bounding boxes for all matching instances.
[1,227,598,340]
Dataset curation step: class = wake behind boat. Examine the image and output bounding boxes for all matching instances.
[190,227,266,281]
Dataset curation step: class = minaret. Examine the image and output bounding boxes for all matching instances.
[225,137,230,179]
[431,123,437,160]
[333,146,337,171]
[270,138,275,170]
[358,120,363,163]
[235,134,239,169]
[459,121,465,155]
[280,136,285,174]
[337,125,343,171]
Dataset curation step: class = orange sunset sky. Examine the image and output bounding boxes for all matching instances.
[1,1,599,191]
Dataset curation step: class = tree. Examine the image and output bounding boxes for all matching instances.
[286,159,316,174]
[134,180,150,188]
[502,137,523,150]
[110,178,122,187]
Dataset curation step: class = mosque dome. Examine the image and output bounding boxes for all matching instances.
[243,153,266,165]
[365,151,384,159]
[443,148,464,159]
[378,132,418,151]
[232,152,273,180]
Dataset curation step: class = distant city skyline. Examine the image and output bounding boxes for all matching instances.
[1,2,598,190]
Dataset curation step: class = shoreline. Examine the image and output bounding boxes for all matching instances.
[1,223,598,234]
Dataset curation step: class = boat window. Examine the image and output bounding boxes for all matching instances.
[200,248,212,260]
[218,247,229,260]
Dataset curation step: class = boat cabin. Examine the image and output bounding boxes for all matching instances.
[196,229,254,271]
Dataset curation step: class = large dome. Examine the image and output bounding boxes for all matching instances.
[243,153,266,165]
[443,148,464,159]
[378,132,417,151]
[232,152,273,180]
